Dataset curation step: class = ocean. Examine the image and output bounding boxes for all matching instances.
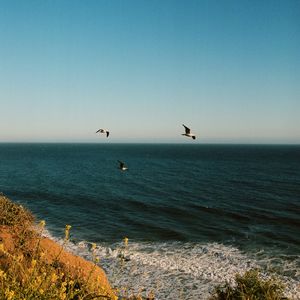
[0,143,299,299]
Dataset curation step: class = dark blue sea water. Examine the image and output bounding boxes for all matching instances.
[0,143,299,299]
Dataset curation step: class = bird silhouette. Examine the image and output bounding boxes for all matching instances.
[182,124,196,140]
[96,128,109,138]
[118,160,128,171]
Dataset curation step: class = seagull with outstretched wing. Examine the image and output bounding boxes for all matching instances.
[118,160,128,171]
[96,128,109,138]
[182,124,196,140]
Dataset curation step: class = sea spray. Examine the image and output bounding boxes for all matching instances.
[44,230,300,299]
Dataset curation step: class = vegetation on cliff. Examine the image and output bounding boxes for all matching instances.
[0,194,115,300]
[210,269,289,300]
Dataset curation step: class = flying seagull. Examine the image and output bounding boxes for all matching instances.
[118,160,128,171]
[182,124,196,140]
[96,128,109,138]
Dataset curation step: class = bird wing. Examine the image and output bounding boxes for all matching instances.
[118,160,124,168]
[106,131,109,137]
[96,129,106,134]
[182,124,191,134]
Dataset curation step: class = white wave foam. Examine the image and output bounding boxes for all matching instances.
[41,232,300,299]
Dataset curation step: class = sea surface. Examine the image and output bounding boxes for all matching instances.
[0,143,299,299]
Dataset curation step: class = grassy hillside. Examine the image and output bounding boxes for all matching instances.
[0,194,116,300]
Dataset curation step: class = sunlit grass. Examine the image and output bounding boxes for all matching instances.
[0,194,115,300]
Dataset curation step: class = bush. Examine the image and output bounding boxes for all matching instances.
[210,269,288,300]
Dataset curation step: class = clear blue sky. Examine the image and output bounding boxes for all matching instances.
[0,0,299,143]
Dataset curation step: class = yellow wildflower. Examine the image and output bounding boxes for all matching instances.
[31,259,37,268]
[5,289,15,300]
[35,276,42,286]
[0,270,5,278]
[60,281,67,296]
[91,242,96,250]
[60,293,66,300]
[17,254,24,262]
[39,220,46,227]
[51,272,58,283]
[65,224,71,240]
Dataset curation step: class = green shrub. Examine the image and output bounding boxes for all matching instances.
[210,269,288,300]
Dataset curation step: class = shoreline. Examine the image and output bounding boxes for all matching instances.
[1,194,299,299]
[41,226,300,300]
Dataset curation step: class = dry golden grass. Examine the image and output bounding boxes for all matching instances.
[0,194,116,300]
[0,194,32,225]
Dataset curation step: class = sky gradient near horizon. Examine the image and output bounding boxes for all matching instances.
[0,0,299,143]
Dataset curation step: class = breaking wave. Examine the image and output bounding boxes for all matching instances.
[44,230,300,299]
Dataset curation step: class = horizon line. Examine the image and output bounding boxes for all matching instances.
[0,141,299,146]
